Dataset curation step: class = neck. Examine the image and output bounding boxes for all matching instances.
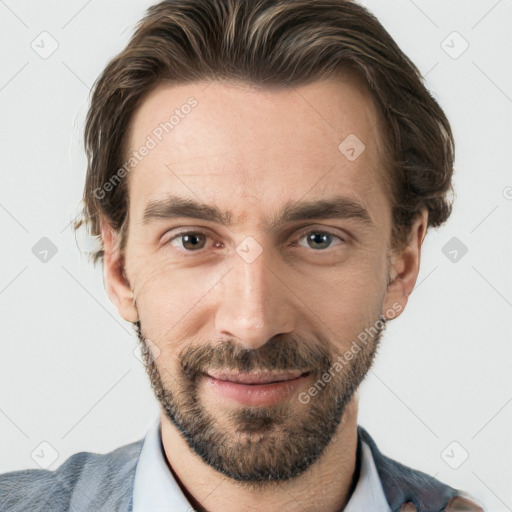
[160,394,360,512]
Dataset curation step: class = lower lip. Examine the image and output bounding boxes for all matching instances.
[203,373,310,406]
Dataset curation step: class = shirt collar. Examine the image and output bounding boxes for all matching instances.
[132,416,191,512]
[132,416,390,512]
[344,434,391,511]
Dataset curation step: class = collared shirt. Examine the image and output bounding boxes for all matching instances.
[132,416,391,512]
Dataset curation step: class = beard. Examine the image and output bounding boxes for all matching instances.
[134,316,386,487]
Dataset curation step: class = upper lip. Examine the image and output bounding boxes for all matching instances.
[205,370,309,385]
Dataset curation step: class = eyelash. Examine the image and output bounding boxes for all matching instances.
[165,228,346,254]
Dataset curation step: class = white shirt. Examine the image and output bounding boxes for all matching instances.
[132,416,391,512]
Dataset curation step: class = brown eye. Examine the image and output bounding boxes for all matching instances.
[170,232,208,251]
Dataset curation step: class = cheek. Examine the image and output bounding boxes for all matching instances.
[130,260,223,344]
[297,254,386,348]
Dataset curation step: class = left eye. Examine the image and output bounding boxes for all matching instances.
[295,231,345,250]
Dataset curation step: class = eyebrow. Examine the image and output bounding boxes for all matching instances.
[142,194,375,231]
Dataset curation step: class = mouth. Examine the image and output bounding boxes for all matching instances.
[204,370,311,385]
[202,370,312,406]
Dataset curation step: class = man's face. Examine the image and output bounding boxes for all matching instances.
[105,75,410,483]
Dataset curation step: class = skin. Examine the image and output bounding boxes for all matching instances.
[101,74,427,512]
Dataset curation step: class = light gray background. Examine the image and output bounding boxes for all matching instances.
[1,0,511,509]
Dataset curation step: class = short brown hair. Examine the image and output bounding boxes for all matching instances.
[74,0,454,264]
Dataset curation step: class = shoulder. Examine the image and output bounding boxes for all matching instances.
[357,426,485,512]
[0,439,144,512]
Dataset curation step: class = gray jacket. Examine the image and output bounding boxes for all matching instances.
[0,426,483,512]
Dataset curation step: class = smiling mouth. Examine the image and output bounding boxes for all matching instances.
[203,370,311,385]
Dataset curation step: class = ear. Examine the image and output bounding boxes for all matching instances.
[101,220,139,323]
[382,208,428,320]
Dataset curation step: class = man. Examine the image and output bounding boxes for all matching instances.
[0,0,484,510]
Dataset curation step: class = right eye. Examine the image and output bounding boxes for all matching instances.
[166,230,222,253]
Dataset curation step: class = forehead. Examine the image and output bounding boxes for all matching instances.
[125,75,390,228]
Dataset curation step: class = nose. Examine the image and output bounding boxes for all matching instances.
[214,245,296,350]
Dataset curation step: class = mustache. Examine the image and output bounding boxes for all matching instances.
[179,333,332,380]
